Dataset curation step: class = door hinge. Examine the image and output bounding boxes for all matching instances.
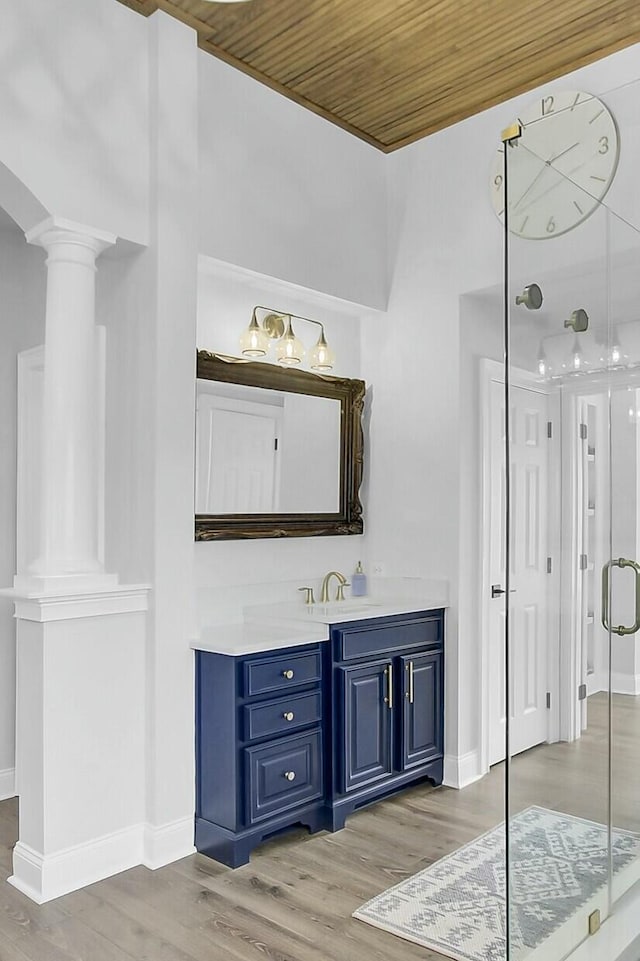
[579,422,588,440]
[578,683,587,701]
[579,553,588,571]
[546,557,552,574]
[274,437,278,451]
[546,692,551,709]
[547,421,552,439]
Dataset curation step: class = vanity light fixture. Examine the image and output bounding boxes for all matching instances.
[240,306,336,371]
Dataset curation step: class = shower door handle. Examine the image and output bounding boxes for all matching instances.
[601,558,640,636]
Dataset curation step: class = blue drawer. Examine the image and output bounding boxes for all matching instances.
[336,613,443,661]
[244,730,323,824]
[244,690,322,741]
[244,649,322,697]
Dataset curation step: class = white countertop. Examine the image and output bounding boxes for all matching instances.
[192,586,447,656]
[194,620,329,656]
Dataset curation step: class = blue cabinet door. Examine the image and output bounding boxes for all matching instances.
[400,651,443,769]
[338,660,393,793]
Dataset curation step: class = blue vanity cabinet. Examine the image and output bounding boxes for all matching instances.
[329,609,444,830]
[195,643,327,868]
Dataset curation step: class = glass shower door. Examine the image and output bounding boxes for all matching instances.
[500,80,640,961]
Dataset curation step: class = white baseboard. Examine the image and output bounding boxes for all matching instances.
[443,750,484,789]
[8,824,145,904]
[611,673,640,696]
[143,817,195,870]
[8,816,196,903]
[0,767,16,801]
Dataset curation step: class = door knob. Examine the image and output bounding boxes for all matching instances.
[491,584,517,598]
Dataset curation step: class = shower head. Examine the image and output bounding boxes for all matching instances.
[564,308,589,333]
[515,284,543,310]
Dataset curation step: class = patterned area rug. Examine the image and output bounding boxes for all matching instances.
[353,807,640,961]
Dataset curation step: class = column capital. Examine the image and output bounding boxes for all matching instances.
[25,216,116,258]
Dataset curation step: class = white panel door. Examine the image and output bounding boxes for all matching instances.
[489,379,549,765]
[196,395,278,513]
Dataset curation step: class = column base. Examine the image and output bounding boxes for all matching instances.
[9,586,151,902]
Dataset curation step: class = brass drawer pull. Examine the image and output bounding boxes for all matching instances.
[283,711,294,721]
[282,669,294,679]
[284,771,296,782]
[384,663,393,709]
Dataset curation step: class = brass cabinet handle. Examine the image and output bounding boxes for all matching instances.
[602,558,640,636]
[284,771,296,782]
[408,660,414,704]
[282,669,294,679]
[384,663,393,709]
[283,711,294,721]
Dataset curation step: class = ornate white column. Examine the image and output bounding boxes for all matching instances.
[15,217,117,593]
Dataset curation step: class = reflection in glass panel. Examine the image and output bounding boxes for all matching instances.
[195,379,341,514]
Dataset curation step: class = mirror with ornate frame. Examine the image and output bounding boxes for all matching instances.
[195,350,365,540]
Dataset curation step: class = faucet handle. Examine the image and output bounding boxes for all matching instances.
[336,582,350,601]
[298,587,316,605]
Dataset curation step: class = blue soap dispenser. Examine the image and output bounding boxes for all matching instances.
[351,561,367,597]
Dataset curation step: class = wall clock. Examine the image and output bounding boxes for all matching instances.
[490,90,619,239]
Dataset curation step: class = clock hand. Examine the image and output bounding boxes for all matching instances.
[550,141,579,163]
[517,156,589,214]
[511,142,580,212]
[512,161,550,211]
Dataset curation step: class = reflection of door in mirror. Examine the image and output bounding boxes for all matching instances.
[195,379,341,515]
[196,391,280,513]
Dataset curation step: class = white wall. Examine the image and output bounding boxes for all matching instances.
[195,260,368,624]
[0,217,46,795]
[198,54,388,310]
[0,0,149,243]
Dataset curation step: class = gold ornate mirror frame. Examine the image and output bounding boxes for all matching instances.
[195,351,365,540]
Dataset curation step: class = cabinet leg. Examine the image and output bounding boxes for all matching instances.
[300,809,327,836]
[329,808,347,832]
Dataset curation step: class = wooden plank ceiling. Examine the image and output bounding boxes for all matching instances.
[117,0,640,151]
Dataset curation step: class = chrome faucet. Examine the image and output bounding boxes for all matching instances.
[320,570,349,603]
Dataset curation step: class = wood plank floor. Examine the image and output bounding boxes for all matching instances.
[1,692,639,961]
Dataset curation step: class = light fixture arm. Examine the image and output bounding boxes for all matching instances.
[252,305,327,340]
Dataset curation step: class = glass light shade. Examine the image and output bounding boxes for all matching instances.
[276,319,305,366]
[571,337,584,371]
[240,316,268,357]
[536,345,549,379]
[310,331,335,372]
